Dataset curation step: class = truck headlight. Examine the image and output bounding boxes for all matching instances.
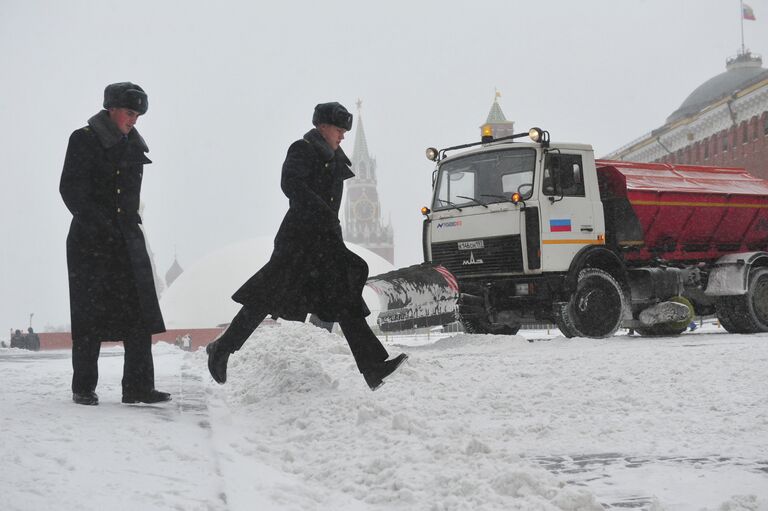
[426,147,439,161]
[528,127,549,147]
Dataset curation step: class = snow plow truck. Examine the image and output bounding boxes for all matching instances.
[365,127,768,338]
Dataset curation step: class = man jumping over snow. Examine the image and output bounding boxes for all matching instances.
[205,102,407,391]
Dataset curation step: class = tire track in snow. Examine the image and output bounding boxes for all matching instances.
[177,355,230,509]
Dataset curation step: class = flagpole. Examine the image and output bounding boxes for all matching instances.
[740,0,745,54]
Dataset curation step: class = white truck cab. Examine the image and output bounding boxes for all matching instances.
[426,139,605,278]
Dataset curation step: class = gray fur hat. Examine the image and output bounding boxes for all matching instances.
[103,82,148,115]
[312,102,352,130]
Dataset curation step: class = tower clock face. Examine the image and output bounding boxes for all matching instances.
[354,199,375,221]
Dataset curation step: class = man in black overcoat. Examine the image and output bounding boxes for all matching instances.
[206,102,408,391]
[60,82,170,406]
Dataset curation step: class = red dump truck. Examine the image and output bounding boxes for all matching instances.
[367,128,768,338]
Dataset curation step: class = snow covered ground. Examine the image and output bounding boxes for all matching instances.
[2,322,768,510]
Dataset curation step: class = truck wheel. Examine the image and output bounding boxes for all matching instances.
[716,297,741,333]
[715,267,768,333]
[553,301,580,338]
[555,268,625,338]
[636,296,694,336]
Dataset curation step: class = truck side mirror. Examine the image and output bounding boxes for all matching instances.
[558,162,575,189]
[543,168,555,195]
[572,163,582,185]
[544,156,561,195]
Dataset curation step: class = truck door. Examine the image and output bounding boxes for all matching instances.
[538,152,601,271]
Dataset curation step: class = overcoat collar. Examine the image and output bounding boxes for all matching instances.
[88,110,149,153]
[303,128,353,176]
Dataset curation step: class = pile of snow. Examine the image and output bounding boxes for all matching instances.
[208,322,603,510]
[3,321,768,510]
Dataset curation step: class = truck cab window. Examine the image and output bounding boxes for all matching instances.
[501,173,535,200]
[437,169,476,207]
[434,148,535,209]
[543,154,585,197]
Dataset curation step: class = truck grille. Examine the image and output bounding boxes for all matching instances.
[431,235,524,277]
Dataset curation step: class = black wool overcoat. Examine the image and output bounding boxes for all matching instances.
[60,110,165,341]
[232,129,370,322]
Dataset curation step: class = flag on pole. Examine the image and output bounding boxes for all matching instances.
[743,3,756,20]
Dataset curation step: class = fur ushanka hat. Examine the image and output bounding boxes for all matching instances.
[312,102,352,130]
[103,82,148,115]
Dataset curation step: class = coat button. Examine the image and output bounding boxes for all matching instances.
[117,188,121,194]
[116,169,120,175]
[325,163,330,168]
[117,207,121,213]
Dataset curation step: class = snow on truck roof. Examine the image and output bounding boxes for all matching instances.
[596,160,768,196]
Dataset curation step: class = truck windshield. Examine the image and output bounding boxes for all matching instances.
[433,148,536,210]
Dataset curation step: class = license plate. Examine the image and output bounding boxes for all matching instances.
[458,240,484,250]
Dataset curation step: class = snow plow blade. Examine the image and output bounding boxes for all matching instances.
[365,263,460,332]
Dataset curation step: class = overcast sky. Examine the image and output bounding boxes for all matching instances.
[2,0,767,332]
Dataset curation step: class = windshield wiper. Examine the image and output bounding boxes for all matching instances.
[456,195,489,208]
[437,198,463,211]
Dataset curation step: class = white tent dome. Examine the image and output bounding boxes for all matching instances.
[160,237,395,328]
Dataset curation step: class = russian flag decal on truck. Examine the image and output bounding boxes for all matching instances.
[550,218,572,232]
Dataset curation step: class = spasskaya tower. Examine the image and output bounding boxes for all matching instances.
[343,99,394,264]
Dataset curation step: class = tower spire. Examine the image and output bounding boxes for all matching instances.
[481,90,515,139]
[343,98,395,264]
[353,98,371,164]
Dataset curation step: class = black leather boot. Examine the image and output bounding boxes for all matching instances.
[122,389,172,404]
[206,340,232,384]
[72,391,99,405]
[363,353,409,391]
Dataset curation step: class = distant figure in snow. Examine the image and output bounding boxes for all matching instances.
[10,329,23,349]
[60,82,170,406]
[26,327,40,351]
[206,102,408,391]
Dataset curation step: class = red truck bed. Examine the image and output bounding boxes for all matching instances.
[596,160,768,262]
